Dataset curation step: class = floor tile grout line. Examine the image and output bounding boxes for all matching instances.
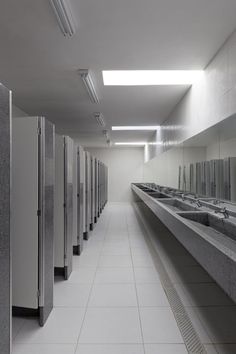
[125,205,146,354]
[74,208,111,353]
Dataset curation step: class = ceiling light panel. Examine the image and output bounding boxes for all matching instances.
[79,69,100,104]
[112,126,160,131]
[50,0,77,37]
[115,142,147,146]
[103,70,204,86]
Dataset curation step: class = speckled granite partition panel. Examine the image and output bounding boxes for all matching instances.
[0,84,11,353]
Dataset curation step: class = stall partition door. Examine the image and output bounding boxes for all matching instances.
[38,117,55,326]
[12,117,54,326]
[0,85,11,354]
[12,117,39,310]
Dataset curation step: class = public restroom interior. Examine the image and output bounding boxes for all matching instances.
[2,1,236,353]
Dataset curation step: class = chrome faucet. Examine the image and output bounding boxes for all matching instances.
[215,207,229,219]
[213,199,221,205]
[193,199,202,208]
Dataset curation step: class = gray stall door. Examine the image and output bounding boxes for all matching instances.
[12,116,54,326]
[0,84,11,354]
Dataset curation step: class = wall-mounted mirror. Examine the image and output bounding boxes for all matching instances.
[182,114,236,202]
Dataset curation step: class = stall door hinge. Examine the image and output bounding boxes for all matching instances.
[37,289,40,298]
[37,127,42,135]
[37,210,41,217]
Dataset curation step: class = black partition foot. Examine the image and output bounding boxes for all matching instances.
[94,216,97,223]
[83,231,89,240]
[54,266,70,280]
[90,223,94,231]
[73,245,80,255]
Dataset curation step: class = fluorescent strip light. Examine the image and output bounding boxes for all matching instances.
[50,0,77,37]
[103,70,204,86]
[94,112,105,127]
[79,69,99,104]
[112,126,159,131]
[115,142,147,146]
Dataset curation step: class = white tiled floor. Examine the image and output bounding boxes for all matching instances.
[12,203,189,353]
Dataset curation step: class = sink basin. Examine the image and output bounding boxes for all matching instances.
[178,212,236,242]
[159,199,198,212]
[147,192,171,199]
[140,187,153,192]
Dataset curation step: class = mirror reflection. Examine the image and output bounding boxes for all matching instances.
[182,115,236,202]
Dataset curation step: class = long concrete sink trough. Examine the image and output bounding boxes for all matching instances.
[132,183,236,303]
[147,192,171,199]
[178,211,236,242]
[199,198,236,218]
[159,198,199,212]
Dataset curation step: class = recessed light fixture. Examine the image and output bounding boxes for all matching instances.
[103,70,204,86]
[79,69,100,104]
[50,0,77,37]
[112,126,160,131]
[115,142,147,146]
[94,112,105,127]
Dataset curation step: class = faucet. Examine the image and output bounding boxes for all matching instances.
[215,207,229,219]
[193,199,202,208]
[213,199,221,205]
[181,193,185,201]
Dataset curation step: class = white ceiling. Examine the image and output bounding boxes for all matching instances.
[1,0,236,147]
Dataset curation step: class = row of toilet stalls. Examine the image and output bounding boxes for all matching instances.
[11,116,108,329]
[178,158,236,201]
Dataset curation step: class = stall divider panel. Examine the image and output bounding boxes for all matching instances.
[94,158,99,222]
[83,151,87,237]
[84,152,91,240]
[90,156,95,230]
[72,142,78,254]
[77,146,84,254]
[38,117,55,326]
[64,137,73,279]
[54,135,65,272]
[0,84,11,354]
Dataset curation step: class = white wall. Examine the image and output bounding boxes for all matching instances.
[86,147,144,202]
[146,29,236,161]
[207,137,236,160]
